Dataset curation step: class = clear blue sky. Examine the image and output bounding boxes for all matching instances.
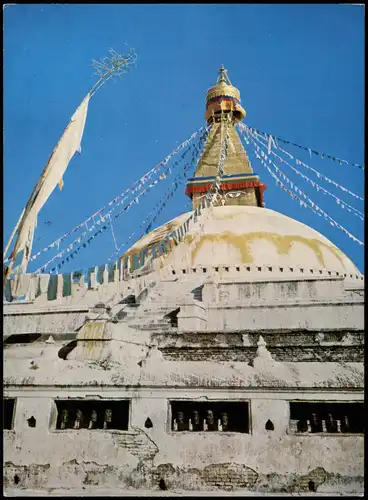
[4,4,364,274]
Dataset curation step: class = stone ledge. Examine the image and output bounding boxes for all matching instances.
[2,488,363,496]
[4,305,90,316]
[207,300,364,309]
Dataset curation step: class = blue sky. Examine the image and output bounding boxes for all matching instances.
[4,4,364,274]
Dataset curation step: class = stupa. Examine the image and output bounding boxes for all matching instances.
[4,67,364,496]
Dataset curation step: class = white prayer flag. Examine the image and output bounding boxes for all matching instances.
[9,94,90,273]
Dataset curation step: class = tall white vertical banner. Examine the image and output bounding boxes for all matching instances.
[8,94,90,275]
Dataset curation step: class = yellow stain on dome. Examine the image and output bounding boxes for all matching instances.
[122,228,346,272]
[189,232,345,269]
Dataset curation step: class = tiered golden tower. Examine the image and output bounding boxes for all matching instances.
[186,66,266,209]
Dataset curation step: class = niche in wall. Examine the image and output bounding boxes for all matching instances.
[4,398,16,430]
[170,400,249,433]
[55,399,130,430]
[289,401,364,434]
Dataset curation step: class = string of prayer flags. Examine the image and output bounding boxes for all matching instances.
[107,125,210,262]
[117,120,227,273]
[108,178,182,262]
[246,129,364,221]
[123,210,196,273]
[257,151,363,245]
[33,129,208,273]
[239,123,363,202]
[245,131,364,247]
[242,123,364,170]
[42,127,209,274]
[34,119,216,275]
[28,124,207,266]
[207,118,230,205]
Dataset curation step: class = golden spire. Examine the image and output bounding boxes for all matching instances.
[185,67,266,209]
[205,65,246,123]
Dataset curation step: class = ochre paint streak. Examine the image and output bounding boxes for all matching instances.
[121,220,346,272]
[189,232,345,268]
[84,340,104,359]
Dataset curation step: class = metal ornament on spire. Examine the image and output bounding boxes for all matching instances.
[90,45,137,97]
[216,65,233,86]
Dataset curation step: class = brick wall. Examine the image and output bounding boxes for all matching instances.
[202,463,258,490]
[162,345,363,362]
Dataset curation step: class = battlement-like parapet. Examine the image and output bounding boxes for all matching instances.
[3,262,161,337]
[4,260,364,306]
[4,262,120,303]
[3,260,159,308]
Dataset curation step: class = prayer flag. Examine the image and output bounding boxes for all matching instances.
[7,93,90,275]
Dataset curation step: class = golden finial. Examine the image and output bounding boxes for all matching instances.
[217,65,232,86]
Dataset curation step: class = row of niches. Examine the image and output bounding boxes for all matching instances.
[171,401,248,433]
[169,265,363,280]
[290,402,364,434]
[4,399,364,435]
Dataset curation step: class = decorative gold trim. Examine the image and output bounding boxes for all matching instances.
[206,83,241,102]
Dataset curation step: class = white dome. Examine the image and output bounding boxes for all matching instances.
[127,206,362,280]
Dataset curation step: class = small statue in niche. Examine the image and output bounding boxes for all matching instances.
[341,415,350,433]
[104,409,112,429]
[177,411,186,431]
[221,412,229,431]
[296,419,308,433]
[206,410,215,431]
[311,413,322,433]
[326,413,338,433]
[173,419,178,431]
[88,410,98,429]
[217,419,223,431]
[192,410,200,431]
[74,409,84,429]
[188,419,193,431]
[60,409,69,430]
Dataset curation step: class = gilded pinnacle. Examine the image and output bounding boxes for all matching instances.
[205,66,245,123]
[217,65,232,86]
